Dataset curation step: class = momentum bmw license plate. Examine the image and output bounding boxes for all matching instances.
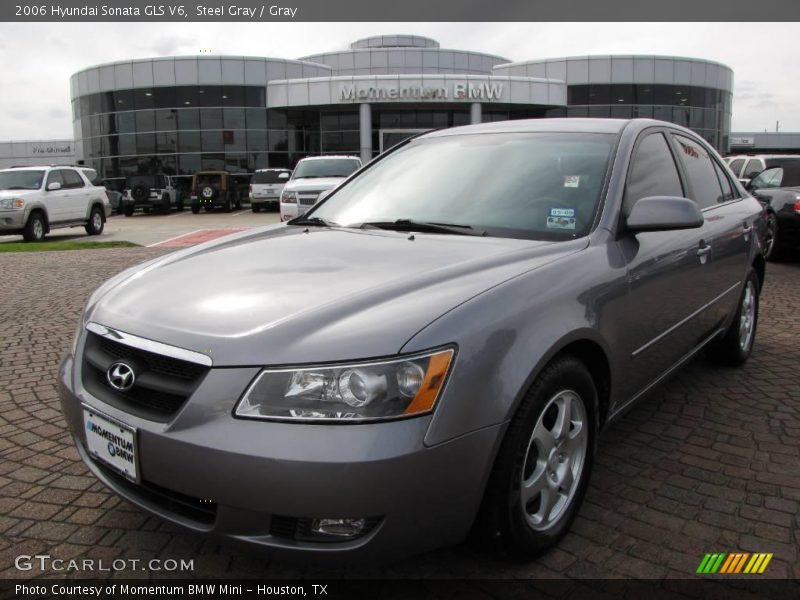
[82,405,138,482]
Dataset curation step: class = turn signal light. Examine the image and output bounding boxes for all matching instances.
[793,201,800,215]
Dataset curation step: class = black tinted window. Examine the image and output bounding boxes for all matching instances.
[743,159,764,179]
[712,160,736,202]
[625,132,683,215]
[61,169,85,189]
[672,135,723,209]
[252,170,290,184]
[728,158,745,177]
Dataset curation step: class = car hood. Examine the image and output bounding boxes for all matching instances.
[0,189,41,198]
[282,177,346,192]
[87,226,586,366]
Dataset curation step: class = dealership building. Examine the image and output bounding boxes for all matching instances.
[66,35,734,186]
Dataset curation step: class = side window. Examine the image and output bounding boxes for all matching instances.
[712,160,737,202]
[728,158,745,177]
[61,169,85,189]
[624,132,684,215]
[671,134,724,209]
[743,159,764,179]
[45,170,64,190]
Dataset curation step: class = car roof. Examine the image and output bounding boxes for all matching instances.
[297,155,360,162]
[422,118,632,139]
[255,168,292,172]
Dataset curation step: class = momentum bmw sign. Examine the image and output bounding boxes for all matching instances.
[339,82,504,102]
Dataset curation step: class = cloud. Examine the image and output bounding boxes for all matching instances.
[0,22,797,138]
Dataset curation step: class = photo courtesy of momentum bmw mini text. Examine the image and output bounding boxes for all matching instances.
[0,1,799,599]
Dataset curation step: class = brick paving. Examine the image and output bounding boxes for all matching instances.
[0,248,798,581]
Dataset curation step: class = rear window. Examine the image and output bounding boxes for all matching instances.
[252,171,290,184]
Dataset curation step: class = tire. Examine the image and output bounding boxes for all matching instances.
[763,212,784,262]
[473,354,597,558]
[84,206,104,236]
[224,197,232,212]
[177,198,184,212]
[252,204,261,213]
[123,205,134,217]
[191,204,200,214]
[23,212,46,242]
[143,207,151,214]
[706,269,760,366]
[160,199,171,215]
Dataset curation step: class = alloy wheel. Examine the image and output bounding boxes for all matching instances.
[739,280,757,351]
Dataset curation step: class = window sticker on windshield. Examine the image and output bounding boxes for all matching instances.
[550,208,575,217]
[564,176,580,188]
[547,216,576,230]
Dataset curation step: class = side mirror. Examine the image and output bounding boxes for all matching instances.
[626,196,704,232]
[46,182,61,191]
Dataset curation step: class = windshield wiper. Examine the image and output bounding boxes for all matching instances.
[287,216,338,227]
[358,219,487,236]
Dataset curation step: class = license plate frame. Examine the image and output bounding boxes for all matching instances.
[82,404,139,483]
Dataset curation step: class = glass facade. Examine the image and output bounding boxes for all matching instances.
[566,84,732,150]
[74,85,316,183]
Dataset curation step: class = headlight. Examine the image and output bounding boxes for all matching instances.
[0,198,24,209]
[281,191,298,204]
[235,348,454,422]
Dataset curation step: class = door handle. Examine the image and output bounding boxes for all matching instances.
[742,224,753,240]
[697,241,712,263]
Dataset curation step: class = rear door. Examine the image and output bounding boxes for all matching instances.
[616,130,718,403]
[60,169,90,220]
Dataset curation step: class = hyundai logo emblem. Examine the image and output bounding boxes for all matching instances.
[107,362,135,392]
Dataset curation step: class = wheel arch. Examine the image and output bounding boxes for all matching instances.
[27,205,50,233]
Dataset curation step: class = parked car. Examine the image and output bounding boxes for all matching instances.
[725,154,800,187]
[190,171,241,213]
[250,168,292,212]
[121,174,181,216]
[746,164,800,260]
[59,119,764,563]
[280,156,361,221]
[0,166,111,242]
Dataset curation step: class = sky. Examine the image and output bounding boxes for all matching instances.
[0,22,793,140]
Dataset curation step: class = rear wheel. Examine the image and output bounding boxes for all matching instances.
[23,212,46,242]
[706,269,760,366]
[473,355,597,558]
[84,206,104,235]
[191,204,200,214]
[763,212,784,262]
[123,205,134,217]
[252,204,261,213]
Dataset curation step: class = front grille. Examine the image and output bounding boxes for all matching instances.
[91,457,216,527]
[82,332,208,422]
[298,190,325,206]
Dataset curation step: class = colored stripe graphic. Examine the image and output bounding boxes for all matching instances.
[699,552,774,575]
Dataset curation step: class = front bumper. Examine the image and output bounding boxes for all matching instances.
[58,351,501,562]
[0,209,26,233]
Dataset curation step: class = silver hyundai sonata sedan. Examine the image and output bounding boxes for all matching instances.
[59,118,765,562]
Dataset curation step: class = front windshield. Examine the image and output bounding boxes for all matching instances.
[0,170,44,191]
[293,159,361,179]
[309,132,615,240]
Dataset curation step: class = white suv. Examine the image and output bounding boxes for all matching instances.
[0,166,111,242]
[249,168,292,212]
[279,156,362,221]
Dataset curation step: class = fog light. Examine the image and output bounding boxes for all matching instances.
[311,518,367,538]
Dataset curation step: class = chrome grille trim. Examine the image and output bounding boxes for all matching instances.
[85,322,213,367]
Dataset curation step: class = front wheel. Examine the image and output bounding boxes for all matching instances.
[706,269,760,366]
[84,206,104,235]
[23,212,46,242]
[473,355,597,558]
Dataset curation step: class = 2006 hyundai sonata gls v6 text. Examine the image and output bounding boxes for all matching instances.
[60,118,765,561]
